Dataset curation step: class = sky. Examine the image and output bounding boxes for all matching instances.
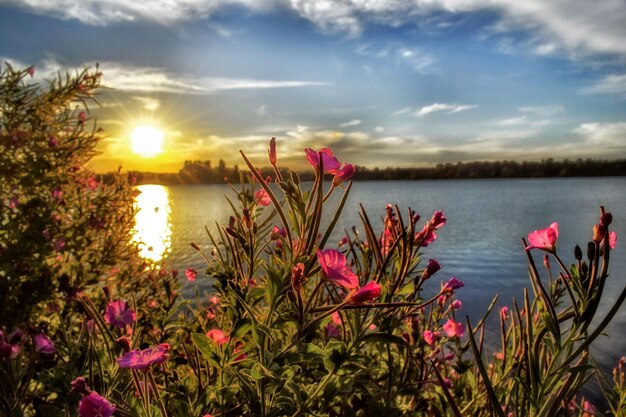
[1,0,625,172]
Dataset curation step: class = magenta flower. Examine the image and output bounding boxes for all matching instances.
[422,259,441,279]
[429,211,447,229]
[53,237,66,252]
[442,277,464,292]
[414,224,436,247]
[304,148,342,174]
[34,333,55,354]
[525,222,558,253]
[104,299,136,329]
[332,163,355,186]
[78,111,87,123]
[423,330,439,347]
[26,66,35,77]
[254,189,271,206]
[48,135,58,148]
[207,329,229,345]
[185,268,197,282]
[116,344,169,370]
[346,281,381,304]
[316,249,359,289]
[0,331,20,359]
[325,323,341,339]
[501,306,509,319]
[443,319,465,338]
[78,392,116,417]
[268,137,277,165]
[338,236,349,247]
[608,231,617,250]
[451,299,462,310]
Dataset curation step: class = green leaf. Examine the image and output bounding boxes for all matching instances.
[323,340,347,372]
[191,332,221,368]
[361,332,407,347]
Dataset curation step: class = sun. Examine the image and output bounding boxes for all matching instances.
[130,125,165,158]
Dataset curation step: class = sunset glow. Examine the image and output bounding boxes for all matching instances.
[130,125,164,158]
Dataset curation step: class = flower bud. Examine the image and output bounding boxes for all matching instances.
[268,137,277,166]
[115,336,132,353]
[592,224,606,243]
[587,242,595,260]
[574,245,582,261]
[600,211,612,227]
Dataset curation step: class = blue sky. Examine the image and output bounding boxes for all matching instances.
[1,0,625,172]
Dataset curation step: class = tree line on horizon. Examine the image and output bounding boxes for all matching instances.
[124,157,626,185]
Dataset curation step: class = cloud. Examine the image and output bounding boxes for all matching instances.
[339,119,361,128]
[416,103,478,117]
[493,116,528,126]
[582,74,626,97]
[519,105,565,117]
[7,1,626,59]
[132,96,161,111]
[574,121,626,148]
[391,107,412,116]
[356,43,437,74]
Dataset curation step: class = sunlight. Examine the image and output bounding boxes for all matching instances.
[132,184,172,262]
[131,125,164,158]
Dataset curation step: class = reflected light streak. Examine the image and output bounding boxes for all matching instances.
[133,185,172,262]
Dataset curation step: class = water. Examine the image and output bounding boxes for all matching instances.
[134,177,626,401]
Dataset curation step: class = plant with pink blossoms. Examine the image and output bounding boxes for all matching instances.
[345,281,381,304]
[103,299,136,329]
[316,249,359,289]
[442,319,465,338]
[304,147,342,174]
[254,189,271,206]
[117,343,169,370]
[185,268,198,282]
[34,333,55,354]
[78,392,116,417]
[525,221,559,253]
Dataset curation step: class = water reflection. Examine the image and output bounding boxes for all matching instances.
[133,185,172,262]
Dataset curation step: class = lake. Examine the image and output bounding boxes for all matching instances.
[133,177,626,399]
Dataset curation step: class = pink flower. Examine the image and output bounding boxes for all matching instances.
[526,222,558,253]
[26,66,35,77]
[582,400,597,416]
[48,135,58,148]
[78,392,116,417]
[423,330,439,347]
[116,344,169,370]
[338,236,349,247]
[451,300,462,310]
[346,281,381,304]
[422,259,441,279]
[429,211,446,229]
[104,300,136,329]
[608,231,617,249]
[206,329,229,345]
[332,163,355,186]
[185,268,197,282]
[304,148,342,174]
[268,137,277,165]
[209,295,220,305]
[254,189,271,206]
[53,237,66,252]
[331,311,343,325]
[443,319,465,338]
[501,306,509,319]
[271,226,286,239]
[34,333,55,354]
[316,249,359,289]
[325,323,341,338]
[442,277,464,292]
[414,224,436,247]
[78,111,87,123]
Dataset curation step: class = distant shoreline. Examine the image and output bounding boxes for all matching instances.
[104,158,626,185]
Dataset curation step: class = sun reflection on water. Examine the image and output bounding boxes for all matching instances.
[133,185,172,262]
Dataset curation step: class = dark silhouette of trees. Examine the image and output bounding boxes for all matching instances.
[120,158,626,185]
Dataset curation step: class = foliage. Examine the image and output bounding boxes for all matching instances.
[1,66,625,417]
